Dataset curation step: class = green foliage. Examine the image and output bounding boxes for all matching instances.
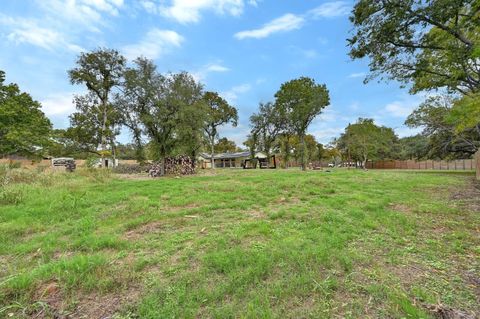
[349,1,480,155]
[203,91,238,165]
[349,0,480,95]
[0,70,52,158]
[336,118,398,164]
[448,93,480,132]
[119,58,205,165]
[397,135,430,160]
[250,102,285,157]
[274,77,330,170]
[68,48,126,157]
[214,137,238,153]
[406,95,479,157]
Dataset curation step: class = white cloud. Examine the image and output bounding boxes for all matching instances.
[234,1,349,40]
[36,0,124,32]
[0,15,84,52]
[395,126,422,138]
[219,123,249,146]
[309,127,345,144]
[308,1,351,18]
[205,63,230,73]
[384,101,416,118]
[235,13,305,39]
[122,29,184,60]
[41,93,77,117]
[191,62,230,82]
[348,72,366,79]
[144,0,257,24]
[248,0,261,7]
[220,83,251,104]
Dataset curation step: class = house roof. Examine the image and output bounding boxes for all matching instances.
[199,151,266,159]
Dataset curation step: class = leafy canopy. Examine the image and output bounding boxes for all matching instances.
[0,70,52,157]
[349,0,480,95]
[274,76,330,170]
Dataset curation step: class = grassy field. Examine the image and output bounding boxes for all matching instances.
[0,168,479,318]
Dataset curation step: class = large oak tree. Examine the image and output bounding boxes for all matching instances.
[69,48,126,166]
[274,77,330,170]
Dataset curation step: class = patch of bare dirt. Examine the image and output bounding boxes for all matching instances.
[31,284,142,319]
[123,221,164,240]
[388,203,413,214]
[247,209,266,219]
[424,303,477,319]
[450,180,480,213]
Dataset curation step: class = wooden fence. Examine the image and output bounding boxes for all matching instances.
[365,159,475,171]
[476,151,480,180]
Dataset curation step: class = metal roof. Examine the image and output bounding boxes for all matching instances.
[199,151,265,159]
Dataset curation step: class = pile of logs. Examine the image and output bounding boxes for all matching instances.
[148,156,195,177]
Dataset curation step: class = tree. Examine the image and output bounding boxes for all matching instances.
[243,133,259,159]
[250,102,285,160]
[118,58,204,174]
[406,95,479,157]
[314,142,325,162]
[203,92,238,169]
[214,137,238,153]
[69,48,126,166]
[337,118,398,168]
[0,70,52,158]
[349,0,480,96]
[448,93,480,133]
[68,93,121,157]
[274,77,330,170]
[397,135,429,160]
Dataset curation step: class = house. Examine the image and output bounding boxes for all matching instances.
[198,151,267,169]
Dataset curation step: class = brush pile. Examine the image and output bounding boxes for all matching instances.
[148,156,195,177]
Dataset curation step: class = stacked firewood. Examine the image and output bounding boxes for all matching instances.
[148,156,195,177]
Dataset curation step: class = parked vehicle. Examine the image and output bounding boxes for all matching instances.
[51,157,76,172]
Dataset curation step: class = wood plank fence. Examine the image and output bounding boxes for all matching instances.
[365,159,475,171]
[476,151,480,180]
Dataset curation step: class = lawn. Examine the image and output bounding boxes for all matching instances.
[0,168,479,318]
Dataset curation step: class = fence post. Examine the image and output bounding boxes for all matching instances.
[476,151,480,180]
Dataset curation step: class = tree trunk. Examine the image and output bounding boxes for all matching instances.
[100,100,108,168]
[210,137,215,170]
[111,141,116,168]
[300,134,306,171]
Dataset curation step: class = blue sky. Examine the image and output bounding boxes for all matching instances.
[0,0,422,146]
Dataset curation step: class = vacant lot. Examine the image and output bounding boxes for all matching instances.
[0,169,479,318]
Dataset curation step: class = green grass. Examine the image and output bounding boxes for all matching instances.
[0,168,479,318]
